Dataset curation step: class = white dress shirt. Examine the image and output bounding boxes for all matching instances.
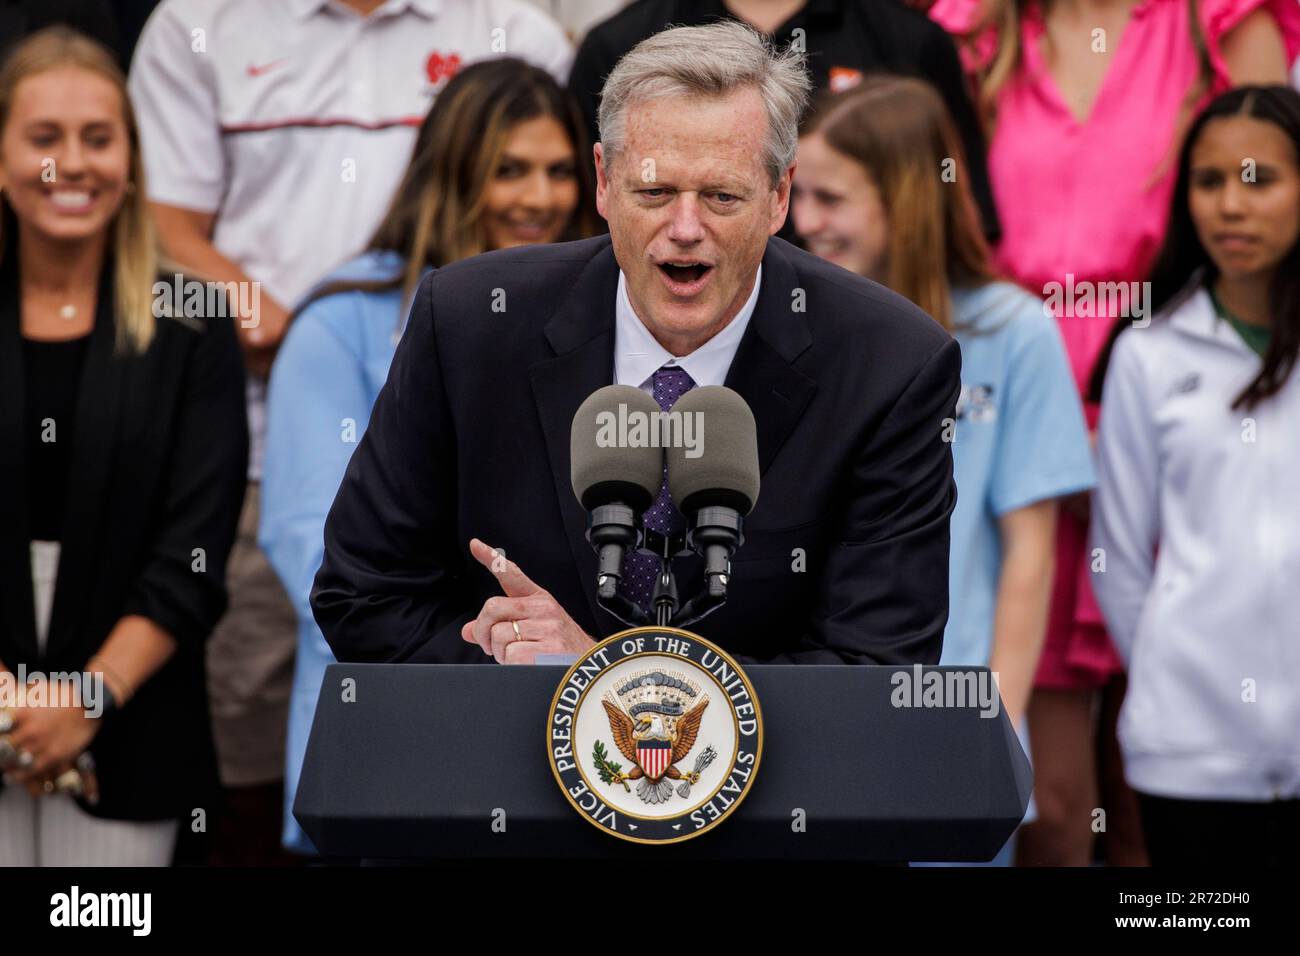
[614,265,761,395]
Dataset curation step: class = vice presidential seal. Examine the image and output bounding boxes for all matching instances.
[546,626,763,844]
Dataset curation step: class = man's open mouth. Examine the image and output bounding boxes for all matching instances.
[658,262,713,285]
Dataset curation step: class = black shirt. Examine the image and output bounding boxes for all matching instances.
[22,331,91,541]
[568,0,1001,242]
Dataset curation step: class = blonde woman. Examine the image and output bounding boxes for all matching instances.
[0,27,246,866]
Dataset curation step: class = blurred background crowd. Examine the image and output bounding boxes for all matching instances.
[0,0,1297,867]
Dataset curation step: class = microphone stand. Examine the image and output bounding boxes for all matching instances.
[592,503,650,627]
[647,529,681,627]
[669,508,741,628]
[592,520,740,630]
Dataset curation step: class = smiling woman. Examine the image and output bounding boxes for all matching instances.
[0,27,155,352]
[483,114,583,251]
[0,27,248,866]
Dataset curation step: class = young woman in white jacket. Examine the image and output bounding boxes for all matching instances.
[1090,85,1300,866]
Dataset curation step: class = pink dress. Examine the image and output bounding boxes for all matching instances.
[930,0,1300,689]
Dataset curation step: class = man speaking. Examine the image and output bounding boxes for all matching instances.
[312,21,960,667]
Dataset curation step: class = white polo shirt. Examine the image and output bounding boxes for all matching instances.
[523,0,629,41]
[129,0,572,475]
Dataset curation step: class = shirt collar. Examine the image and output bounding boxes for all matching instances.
[614,265,762,390]
[1170,285,1256,354]
[288,0,441,22]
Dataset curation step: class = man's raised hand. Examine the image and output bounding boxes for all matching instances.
[460,538,596,665]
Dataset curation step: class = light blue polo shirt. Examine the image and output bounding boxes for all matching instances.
[942,281,1096,668]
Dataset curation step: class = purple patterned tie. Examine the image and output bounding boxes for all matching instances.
[618,364,696,614]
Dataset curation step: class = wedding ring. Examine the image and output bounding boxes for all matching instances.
[511,620,523,641]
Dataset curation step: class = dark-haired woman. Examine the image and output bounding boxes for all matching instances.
[1091,85,1300,866]
[259,57,597,852]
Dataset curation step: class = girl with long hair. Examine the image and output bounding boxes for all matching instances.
[0,27,246,865]
[1090,86,1300,865]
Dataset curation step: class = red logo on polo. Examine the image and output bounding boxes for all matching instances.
[425,51,462,85]
[247,59,287,77]
[829,66,864,93]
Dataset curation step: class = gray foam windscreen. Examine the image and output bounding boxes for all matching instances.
[665,386,760,515]
[570,385,665,511]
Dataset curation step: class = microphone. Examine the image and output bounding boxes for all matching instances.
[665,386,760,623]
[570,385,664,616]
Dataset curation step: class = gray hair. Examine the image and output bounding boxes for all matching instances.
[597,20,812,187]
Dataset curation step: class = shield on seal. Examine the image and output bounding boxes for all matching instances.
[636,738,672,780]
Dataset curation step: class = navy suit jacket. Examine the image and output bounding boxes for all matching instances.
[312,234,960,665]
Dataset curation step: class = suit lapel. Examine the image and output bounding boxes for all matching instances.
[529,239,619,632]
[45,269,124,662]
[725,239,818,478]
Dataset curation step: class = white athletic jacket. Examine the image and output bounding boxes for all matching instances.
[1091,286,1300,801]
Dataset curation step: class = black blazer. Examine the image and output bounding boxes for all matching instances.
[0,257,247,821]
[314,234,960,666]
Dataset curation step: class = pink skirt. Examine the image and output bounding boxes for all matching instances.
[1034,495,1125,691]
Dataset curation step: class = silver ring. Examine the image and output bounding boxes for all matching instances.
[0,711,13,734]
[43,779,55,794]
[511,620,523,641]
[17,750,34,770]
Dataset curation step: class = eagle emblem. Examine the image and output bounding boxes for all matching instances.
[593,670,717,804]
[547,627,764,843]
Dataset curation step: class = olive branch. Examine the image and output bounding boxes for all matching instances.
[592,740,630,792]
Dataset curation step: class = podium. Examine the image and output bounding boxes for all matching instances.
[294,663,1031,862]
